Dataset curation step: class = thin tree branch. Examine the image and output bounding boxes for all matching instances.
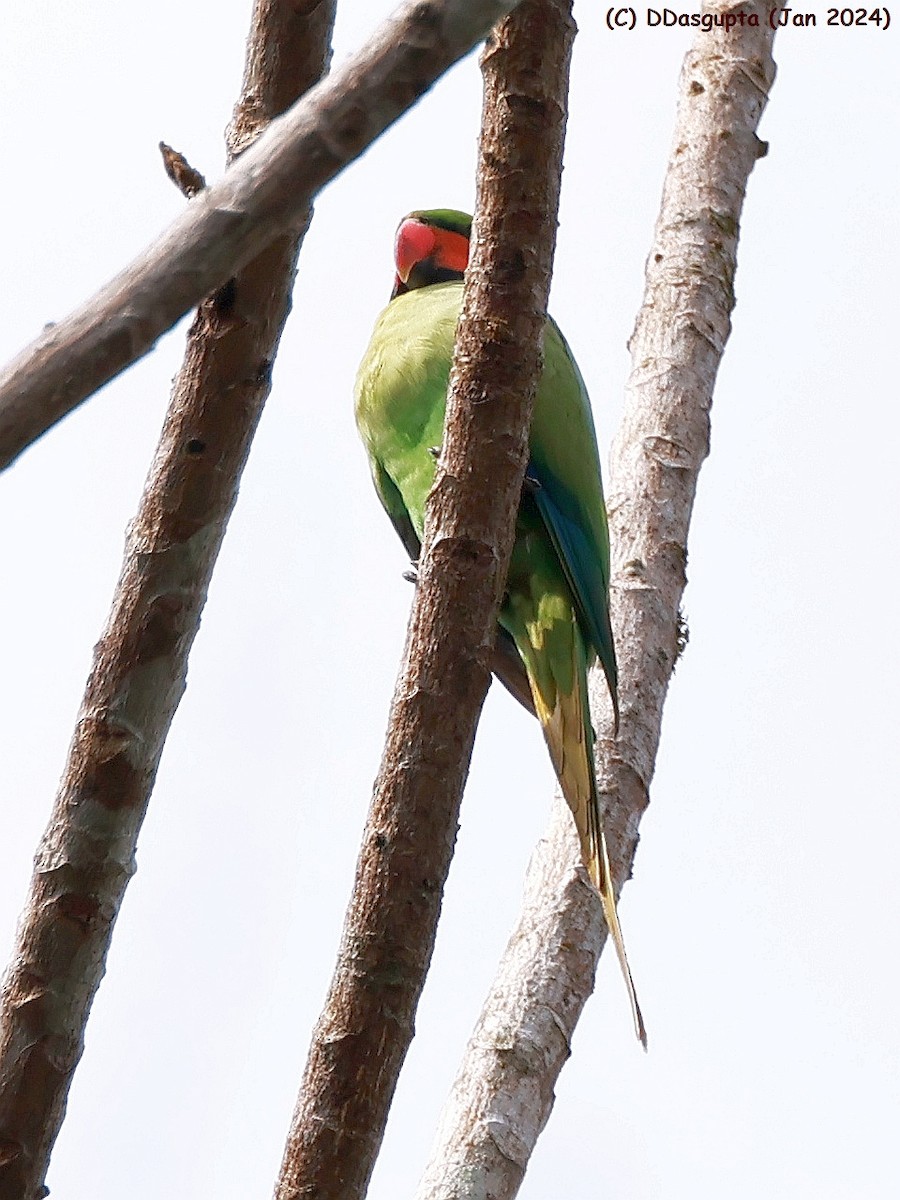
[274,3,575,1198]
[0,4,337,1197]
[414,5,777,1197]
[0,0,525,474]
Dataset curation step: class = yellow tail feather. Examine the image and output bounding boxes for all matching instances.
[590,823,647,1050]
[531,657,646,1048]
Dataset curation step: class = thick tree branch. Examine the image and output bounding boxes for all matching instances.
[274,3,575,1198]
[414,5,777,1197]
[0,0,525,473]
[0,5,336,1198]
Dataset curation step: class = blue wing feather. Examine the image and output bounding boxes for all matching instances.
[528,457,618,704]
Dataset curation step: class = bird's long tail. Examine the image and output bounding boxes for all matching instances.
[528,625,647,1049]
[587,796,647,1049]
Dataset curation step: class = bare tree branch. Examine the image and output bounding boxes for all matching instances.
[274,3,575,1198]
[0,0,525,474]
[414,5,778,1196]
[0,4,337,1197]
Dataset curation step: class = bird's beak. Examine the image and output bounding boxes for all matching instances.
[394,218,437,285]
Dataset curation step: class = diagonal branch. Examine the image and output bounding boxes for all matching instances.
[0,4,336,1198]
[274,3,576,1198]
[0,0,525,474]
[414,5,777,1197]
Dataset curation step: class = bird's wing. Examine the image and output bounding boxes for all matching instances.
[528,320,617,705]
[370,457,421,562]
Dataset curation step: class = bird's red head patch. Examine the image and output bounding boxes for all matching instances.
[392,215,470,298]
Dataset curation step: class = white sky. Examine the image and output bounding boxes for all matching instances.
[1,2,898,1198]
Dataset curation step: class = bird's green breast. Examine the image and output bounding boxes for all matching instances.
[354,284,461,541]
[354,280,614,685]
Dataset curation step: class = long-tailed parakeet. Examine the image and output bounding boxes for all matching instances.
[354,209,644,1045]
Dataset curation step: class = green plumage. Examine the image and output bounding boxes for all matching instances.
[354,211,644,1044]
[355,283,616,699]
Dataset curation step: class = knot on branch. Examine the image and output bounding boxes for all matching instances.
[159,143,206,199]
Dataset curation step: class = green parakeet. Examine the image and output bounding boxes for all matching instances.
[354,210,644,1045]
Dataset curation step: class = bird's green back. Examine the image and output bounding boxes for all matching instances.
[354,280,616,694]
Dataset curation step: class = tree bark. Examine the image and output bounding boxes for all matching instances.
[414,5,777,1197]
[274,3,575,1198]
[0,5,336,1198]
[0,0,525,473]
